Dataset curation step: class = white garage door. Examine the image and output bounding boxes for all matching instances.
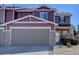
[11,27,50,46]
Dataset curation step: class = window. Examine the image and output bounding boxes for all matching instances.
[39,12,48,20]
[55,16,60,23]
[59,17,64,23]
[64,16,70,20]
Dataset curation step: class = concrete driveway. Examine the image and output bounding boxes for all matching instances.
[53,45,79,55]
[0,46,52,55]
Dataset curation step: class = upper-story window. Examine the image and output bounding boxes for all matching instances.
[39,12,48,20]
[59,16,65,23]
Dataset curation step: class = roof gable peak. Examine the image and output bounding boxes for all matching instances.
[34,4,57,11]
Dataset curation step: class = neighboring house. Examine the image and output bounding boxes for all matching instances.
[77,25,79,33]
[76,25,79,42]
[0,5,73,46]
[55,12,72,34]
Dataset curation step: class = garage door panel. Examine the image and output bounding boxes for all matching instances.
[11,29,49,46]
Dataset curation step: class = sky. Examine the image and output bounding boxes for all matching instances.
[1,4,79,29]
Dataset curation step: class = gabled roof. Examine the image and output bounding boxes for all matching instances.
[34,5,57,11]
[0,7,25,10]
[0,5,57,12]
[16,8,33,12]
[0,15,58,26]
[15,4,57,12]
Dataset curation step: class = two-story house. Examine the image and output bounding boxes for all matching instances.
[0,5,73,34]
[0,5,73,46]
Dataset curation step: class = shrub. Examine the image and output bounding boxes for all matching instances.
[62,38,78,45]
[71,39,78,45]
[62,38,67,45]
[62,38,71,45]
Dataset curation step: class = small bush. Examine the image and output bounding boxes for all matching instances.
[71,40,78,45]
[62,38,67,45]
[61,38,78,45]
[62,38,71,45]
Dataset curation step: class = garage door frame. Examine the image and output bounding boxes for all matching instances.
[10,27,51,46]
[0,27,4,46]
